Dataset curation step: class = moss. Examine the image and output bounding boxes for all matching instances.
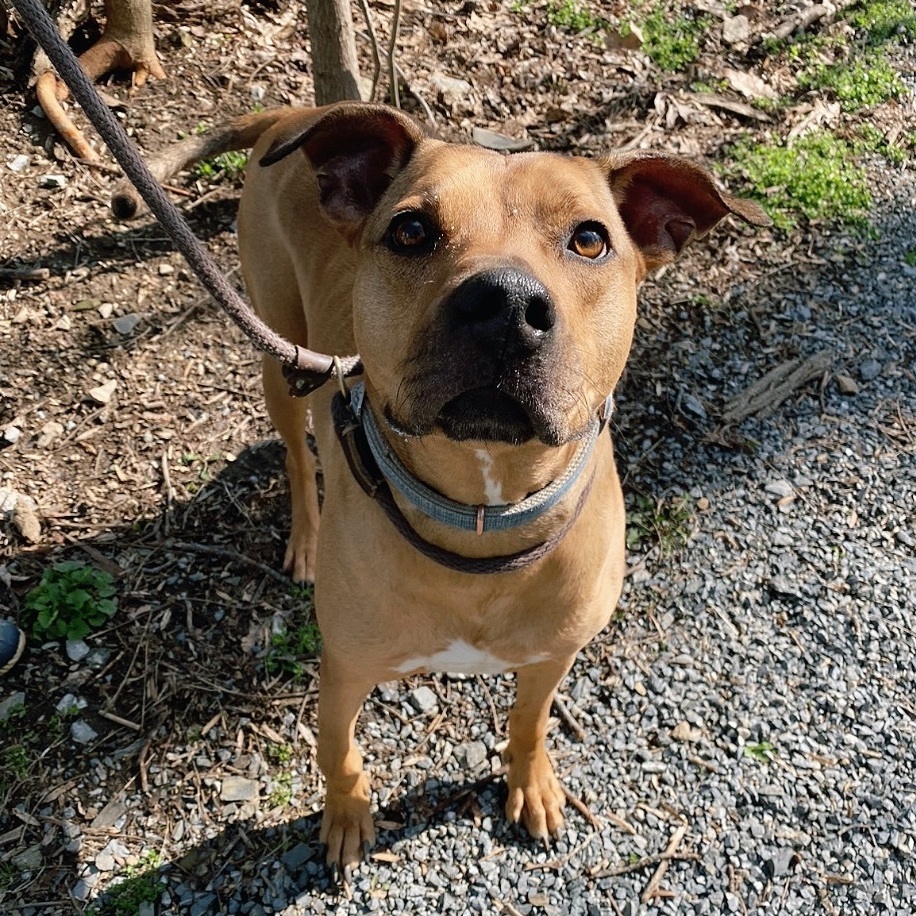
[641,7,708,72]
[729,131,871,228]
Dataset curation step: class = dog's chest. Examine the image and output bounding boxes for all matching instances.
[395,639,548,676]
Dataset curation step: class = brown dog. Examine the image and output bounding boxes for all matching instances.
[133,103,767,873]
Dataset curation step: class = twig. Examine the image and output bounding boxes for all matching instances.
[562,786,601,829]
[168,540,291,586]
[0,267,50,281]
[720,350,833,424]
[641,823,689,903]
[395,63,437,130]
[357,0,383,101]
[387,0,403,108]
[552,692,587,742]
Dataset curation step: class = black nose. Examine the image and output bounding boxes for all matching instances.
[448,268,556,355]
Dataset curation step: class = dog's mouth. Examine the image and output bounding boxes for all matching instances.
[435,387,537,445]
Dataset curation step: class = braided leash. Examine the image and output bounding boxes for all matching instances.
[11,0,362,396]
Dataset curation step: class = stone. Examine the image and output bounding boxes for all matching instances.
[88,379,118,405]
[407,686,438,714]
[113,313,141,335]
[66,640,91,662]
[0,692,26,722]
[220,776,260,801]
[8,154,30,172]
[281,842,313,871]
[454,741,488,770]
[40,174,67,189]
[722,15,750,44]
[71,720,99,744]
[835,374,859,395]
[2,425,21,445]
[859,358,882,381]
[36,420,64,448]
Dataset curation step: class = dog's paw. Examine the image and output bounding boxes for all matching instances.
[320,783,376,872]
[504,750,566,839]
[283,532,316,585]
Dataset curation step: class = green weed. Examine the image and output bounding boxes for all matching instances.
[800,55,905,110]
[265,612,322,681]
[743,741,777,764]
[728,130,871,228]
[266,742,295,766]
[904,249,916,267]
[194,150,249,181]
[846,0,916,42]
[0,744,31,781]
[21,561,117,642]
[546,0,605,31]
[641,7,708,72]
[268,771,293,808]
[627,494,694,554]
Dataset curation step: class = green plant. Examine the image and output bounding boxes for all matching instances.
[266,742,294,766]
[0,744,31,781]
[846,0,916,42]
[265,613,322,681]
[268,771,293,808]
[546,0,605,31]
[905,249,916,267]
[800,55,905,110]
[729,130,871,228]
[194,150,249,181]
[0,861,18,893]
[21,561,117,641]
[627,494,694,554]
[88,875,161,916]
[640,7,708,71]
[743,741,777,764]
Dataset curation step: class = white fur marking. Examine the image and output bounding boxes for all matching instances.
[396,639,543,676]
[475,449,504,505]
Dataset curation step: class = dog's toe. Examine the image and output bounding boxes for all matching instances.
[320,792,376,873]
[505,751,566,840]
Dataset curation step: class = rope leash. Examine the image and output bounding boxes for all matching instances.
[10,0,362,397]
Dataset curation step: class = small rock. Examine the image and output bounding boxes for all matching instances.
[764,480,793,499]
[113,313,141,335]
[86,647,112,668]
[430,72,472,105]
[12,498,41,544]
[66,639,91,662]
[722,14,750,44]
[454,741,488,770]
[98,302,114,319]
[2,425,22,445]
[158,263,175,276]
[88,379,118,405]
[835,374,859,395]
[0,692,26,722]
[71,720,99,744]
[671,721,693,742]
[72,874,98,902]
[220,776,260,801]
[36,420,64,448]
[40,173,67,189]
[55,313,72,331]
[7,154,30,172]
[281,842,313,871]
[57,693,88,714]
[407,686,438,714]
[13,846,42,870]
[859,358,882,381]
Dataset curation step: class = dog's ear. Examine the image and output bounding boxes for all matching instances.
[600,151,770,270]
[259,103,428,229]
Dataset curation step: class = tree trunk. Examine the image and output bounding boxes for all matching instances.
[305,0,363,105]
[35,0,165,161]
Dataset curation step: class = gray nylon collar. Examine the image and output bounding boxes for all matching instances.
[351,382,611,535]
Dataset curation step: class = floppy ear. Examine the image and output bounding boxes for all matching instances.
[259,103,429,230]
[600,151,770,271]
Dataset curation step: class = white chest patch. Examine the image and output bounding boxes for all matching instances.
[475,449,505,506]
[396,639,542,676]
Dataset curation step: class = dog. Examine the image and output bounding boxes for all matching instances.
[130,102,768,874]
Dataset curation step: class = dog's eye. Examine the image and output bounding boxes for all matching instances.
[569,223,610,260]
[386,212,438,254]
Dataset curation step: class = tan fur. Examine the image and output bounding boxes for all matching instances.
[219,103,767,871]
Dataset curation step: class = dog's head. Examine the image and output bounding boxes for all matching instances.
[262,103,768,447]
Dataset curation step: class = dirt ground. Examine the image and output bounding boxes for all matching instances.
[0,0,913,912]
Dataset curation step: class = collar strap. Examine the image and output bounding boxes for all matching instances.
[351,382,608,535]
[331,389,601,575]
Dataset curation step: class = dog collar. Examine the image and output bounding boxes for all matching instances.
[350,382,608,535]
[331,383,610,574]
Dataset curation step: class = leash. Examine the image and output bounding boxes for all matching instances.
[11,0,362,397]
[332,386,608,575]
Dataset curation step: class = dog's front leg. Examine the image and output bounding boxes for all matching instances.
[317,649,377,873]
[505,656,575,840]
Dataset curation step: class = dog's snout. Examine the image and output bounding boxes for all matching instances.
[449,268,556,353]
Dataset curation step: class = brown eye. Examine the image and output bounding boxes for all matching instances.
[386,212,438,254]
[569,222,609,260]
